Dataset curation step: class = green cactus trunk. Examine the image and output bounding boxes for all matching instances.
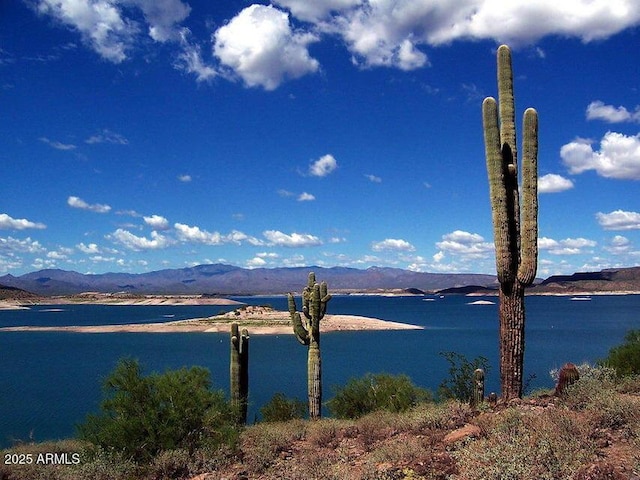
[230,322,249,424]
[483,45,539,401]
[288,272,331,420]
[472,368,485,408]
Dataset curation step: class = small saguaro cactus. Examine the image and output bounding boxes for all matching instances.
[288,272,332,420]
[230,322,249,424]
[471,368,485,408]
[482,44,539,400]
[554,362,580,396]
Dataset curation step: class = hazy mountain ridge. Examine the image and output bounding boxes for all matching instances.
[2,265,639,297]
[0,264,498,296]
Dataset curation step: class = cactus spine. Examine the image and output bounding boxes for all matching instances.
[230,322,249,424]
[288,272,331,420]
[483,44,539,400]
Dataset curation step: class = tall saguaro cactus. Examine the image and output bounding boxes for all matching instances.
[288,272,331,419]
[230,322,249,424]
[482,45,539,400]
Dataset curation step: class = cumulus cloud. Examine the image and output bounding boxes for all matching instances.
[561,132,640,180]
[586,101,640,123]
[263,230,323,247]
[0,236,45,254]
[371,238,416,252]
[435,230,493,259]
[538,236,597,255]
[246,256,267,268]
[0,213,46,230]
[538,173,574,193]
[596,210,640,230]
[309,154,338,177]
[177,173,192,182]
[143,214,170,230]
[76,242,101,254]
[174,223,262,246]
[213,4,319,90]
[67,196,112,213]
[297,192,316,201]
[33,0,191,63]
[604,235,634,255]
[109,228,171,250]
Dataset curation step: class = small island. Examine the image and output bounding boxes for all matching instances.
[0,304,423,334]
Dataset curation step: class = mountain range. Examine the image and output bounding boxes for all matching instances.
[1,264,639,297]
[0,264,498,296]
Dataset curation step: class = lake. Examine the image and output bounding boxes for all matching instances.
[0,294,638,447]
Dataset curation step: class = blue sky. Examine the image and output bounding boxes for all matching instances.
[1,0,639,278]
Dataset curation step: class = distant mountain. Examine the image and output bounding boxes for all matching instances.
[0,284,40,301]
[531,266,640,294]
[0,264,498,296]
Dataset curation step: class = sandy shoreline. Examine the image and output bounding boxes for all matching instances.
[0,304,423,335]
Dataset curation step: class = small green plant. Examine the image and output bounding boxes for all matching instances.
[600,329,640,376]
[327,373,433,419]
[77,358,238,463]
[438,351,491,402]
[260,393,307,422]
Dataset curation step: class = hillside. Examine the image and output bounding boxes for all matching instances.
[531,266,640,294]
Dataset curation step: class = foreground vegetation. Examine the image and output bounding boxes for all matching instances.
[2,332,639,479]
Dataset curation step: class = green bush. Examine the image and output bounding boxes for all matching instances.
[260,393,307,422]
[327,373,432,419]
[438,351,490,402]
[600,329,640,376]
[77,358,238,463]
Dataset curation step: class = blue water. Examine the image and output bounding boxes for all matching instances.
[0,294,638,447]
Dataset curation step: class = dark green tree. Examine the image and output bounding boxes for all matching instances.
[600,329,640,376]
[78,359,236,463]
[327,373,433,419]
[260,393,307,422]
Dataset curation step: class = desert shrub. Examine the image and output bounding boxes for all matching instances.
[600,329,640,376]
[260,392,307,422]
[327,373,433,419]
[438,351,491,402]
[238,420,306,474]
[77,358,238,463]
[454,408,596,480]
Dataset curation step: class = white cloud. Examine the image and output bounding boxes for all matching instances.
[33,0,191,63]
[213,4,319,90]
[132,0,191,42]
[85,128,128,144]
[109,228,171,251]
[435,230,493,259]
[538,173,574,193]
[364,174,382,183]
[596,210,640,230]
[34,0,138,63]
[309,154,338,177]
[0,236,45,254]
[174,223,262,246]
[604,235,634,255]
[246,256,267,268]
[76,242,101,254]
[0,213,46,230]
[586,101,640,123]
[561,132,640,180]
[67,196,112,213]
[39,137,77,150]
[177,173,192,182]
[263,230,323,247]
[175,29,219,83]
[538,236,597,255]
[297,192,316,201]
[273,0,360,22]
[371,238,416,252]
[143,214,170,230]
